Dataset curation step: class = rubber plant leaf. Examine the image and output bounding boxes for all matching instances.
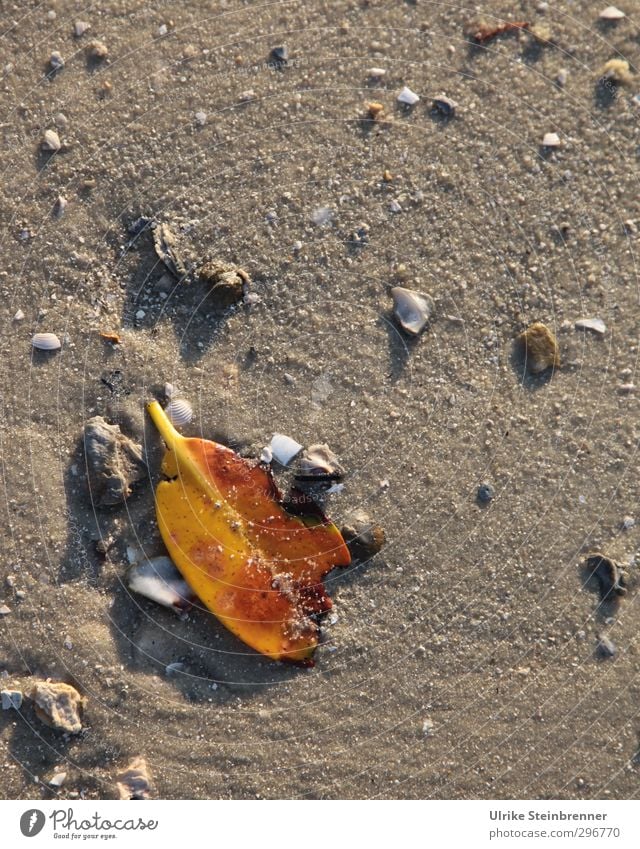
[147,401,351,663]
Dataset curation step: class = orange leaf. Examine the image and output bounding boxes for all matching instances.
[147,401,351,663]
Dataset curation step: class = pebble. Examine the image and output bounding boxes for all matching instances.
[31,681,86,733]
[621,516,635,530]
[41,129,61,152]
[1,689,22,710]
[517,323,560,374]
[53,195,67,218]
[341,511,386,559]
[599,5,625,20]
[270,46,288,64]
[596,636,616,659]
[422,718,435,736]
[575,317,606,336]
[477,482,495,503]
[367,67,387,80]
[86,40,108,61]
[13,309,24,321]
[555,68,568,87]
[397,86,420,106]
[49,51,64,71]
[135,309,146,321]
[542,132,561,148]
[432,94,458,117]
[194,111,207,126]
[0,604,11,616]
[311,206,333,226]
[49,772,67,788]
[73,21,90,37]
[389,199,402,213]
[391,286,435,336]
[116,757,154,800]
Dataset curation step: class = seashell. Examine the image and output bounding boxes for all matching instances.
[73,20,91,38]
[599,6,625,21]
[260,445,273,464]
[126,556,196,611]
[296,443,344,479]
[163,382,176,399]
[575,317,606,336]
[391,286,435,336]
[53,195,67,218]
[368,67,387,79]
[541,132,561,147]
[31,332,61,351]
[269,433,303,466]
[341,511,386,560]
[165,398,193,426]
[49,772,67,788]
[397,86,419,106]
[432,94,458,116]
[517,322,560,374]
[41,129,61,152]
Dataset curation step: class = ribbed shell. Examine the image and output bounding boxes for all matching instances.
[391,287,434,336]
[165,398,193,426]
[31,332,61,351]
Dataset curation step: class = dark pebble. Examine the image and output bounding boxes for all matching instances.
[596,636,616,659]
[477,482,495,503]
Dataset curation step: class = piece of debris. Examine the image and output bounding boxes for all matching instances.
[86,40,109,62]
[30,681,85,733]
[341,510,386,559]
[0,604,12,616]
[469,20,530,44]
[516,322,560,374]
[1,689,23,710]
[116,757,154,800]
[542,132,561,148]
[596,636,617,659]
[311,206,334,226]
[599,6,626,21]
[270,45,288,64]
[477,482,495,503]
[194,110,207,126]
[83,416,147,507]
[49,51,65,71]
[152,222,188,280]
[365,101,385,120]
[367,67,387,80]
[600,58,632,86]
[397,86,420,106]
[432,94,458,117]
[575,317,606,336]
[584,553,626,602]
[41,129,61,152]
[621,515,635,531]
[14,309,25,321]
[296,444,344,481]
[422,717,435,736]
[391,286,435,336]
[196,261,249,307]
[73,21,91,38]
[49,771,67,788]
[126,556,196,612]
[31,332,61,351]
[269,433,303,466]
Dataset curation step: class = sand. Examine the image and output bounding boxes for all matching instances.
[1,0,640,799]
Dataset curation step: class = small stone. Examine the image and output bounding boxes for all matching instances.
[600,59,632,85]
[31,681,85,733]
[116,757,154,800]
[239,89,255,102]
[86,40,108,61]
[0,604,11,616]
[389,199,402,213]
[49,772,67,788]
[365,101,385,120]
[618,383,635,393]
[41,129,61,152]
[197,261,249,307]
[73,21,91,38]
[596,636,616,658]
[367,67,387,80]
[49,51,65,71]
[270,45,288,64]
[516,322,560,374]
[477,482,495,503]
[397,86,419,106]
[575,317,606,336]
[432,94,458,116]
[13,309,25,321]
[53,195,67,218]
[599,6,626,21]
[422,718,435,736]
[542,132,561,148]
[341,511,386,560]
[621,516,635,530]
[1,690,23,710]
[556,68,568,87]
[63,637,73,650]
[194,111,207,126]
[158,23,168,37]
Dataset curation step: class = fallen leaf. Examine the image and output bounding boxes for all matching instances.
[146,401,351,663]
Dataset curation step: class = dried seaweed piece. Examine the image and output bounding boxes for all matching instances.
[152,222,188,279]
[83,416,147,507]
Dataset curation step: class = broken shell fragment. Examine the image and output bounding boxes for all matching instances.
[575,317,606,336]
[397,86,420,106]
[83,416,147,507]
[542,132,561,148]
[126,556,196,611]
[296,444,344,479]
[516,322,560,374]
[599,6,625,20]
[600,58,632,85]
[116,757,154,800]
[31,332,61,351]
[41,129,61,151]
[152,222,187,280]
[165,398,193,426]
[86,40,109,61]
[30,681,85,734]
[391,286,435,336]
[432,94,458,117]
[197,261,249,307]
[341,511,386,560]
[49,51,65,71]
[269,433,303,466]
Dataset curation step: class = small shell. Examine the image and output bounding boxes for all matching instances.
[341,511,386,559]
[165,398,193,426]
[367,67,387,79]
[599,6,625,21]
[542,132,561,147]
[31,332,61,351]
[297,444,344,478]
[269,433,303,466]
[575,317,606,336]
[432,94,458,116]
[397,86,420,106]
[126,556,195,611]
[391,287,435,336]
[73,20,91,37]
[517,322,560,374]
[41,129,61,152]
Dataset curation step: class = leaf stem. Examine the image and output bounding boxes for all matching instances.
[146,400,181,450]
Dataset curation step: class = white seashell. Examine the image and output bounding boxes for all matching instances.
[391,287,435,336]
[542,132,561,147]
[165,398,193,426]
[73,20,91,38]
[397,86,420,106]
[14,309,25,321]
[269,433,303,466]
[31,332,61,351]
[49,772,67,788]
[599,6,625,20]
[575,317,606,336]
[297,444,344,478]
[127,556,195,611]
[368,67,387,79]
[42,129,61,151]
[53,195,67,218]
[260,445,273,464]
[163,382,176,399]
